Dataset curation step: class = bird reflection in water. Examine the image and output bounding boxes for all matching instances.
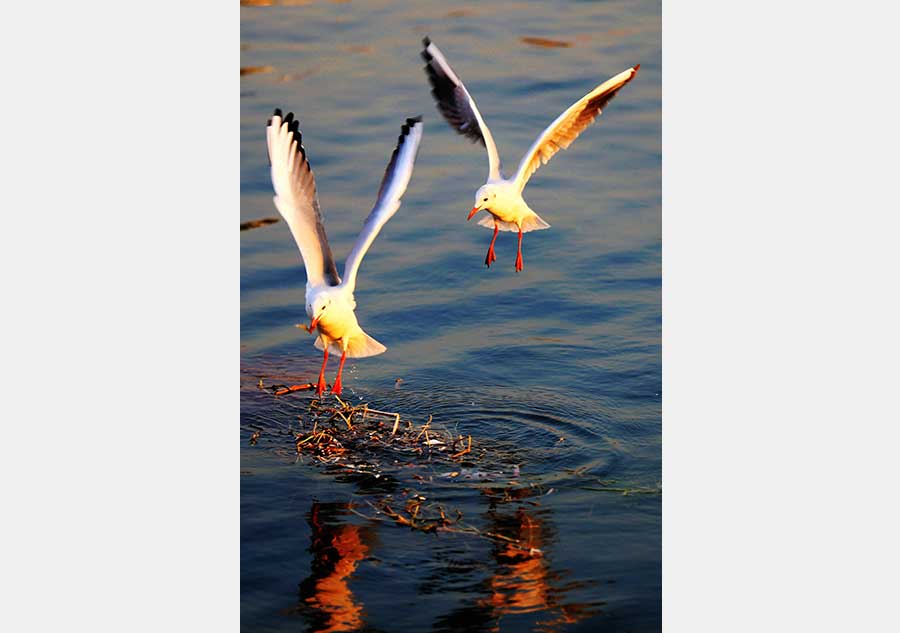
[286,499,599,632]
[285,502,373,633]
[434,503,599,633]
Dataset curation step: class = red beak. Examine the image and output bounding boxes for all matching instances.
[308,317,319,332]
[467,206,480,221]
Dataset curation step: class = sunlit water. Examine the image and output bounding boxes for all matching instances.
[242,1,660,630]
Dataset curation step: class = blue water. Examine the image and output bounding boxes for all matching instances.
[242,1,660,630]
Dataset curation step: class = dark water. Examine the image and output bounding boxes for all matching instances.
[242,1,660,630]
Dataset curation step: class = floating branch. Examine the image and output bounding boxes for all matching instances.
[240,65,275,76]
[274,383,314,396]
[240,217,280,231]
[580,484,661,496]
[520,36,572,49]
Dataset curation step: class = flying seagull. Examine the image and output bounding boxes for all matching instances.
[421,37,638,272]
[266,110,423,395]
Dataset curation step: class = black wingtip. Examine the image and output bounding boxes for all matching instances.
[284,111,294,125]
[268,107,284,127]
[423,36,431,47]
[396,116,422,148]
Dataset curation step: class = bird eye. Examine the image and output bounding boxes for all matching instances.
[483,197,488,202]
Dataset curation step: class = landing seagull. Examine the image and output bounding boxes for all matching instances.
[422,37,639,272]
[267,110,423,395]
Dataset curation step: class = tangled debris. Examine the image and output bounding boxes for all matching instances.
[258,381,484,472]
[294,397,479,466]
[248,379,552,555]
[246,376,659,556]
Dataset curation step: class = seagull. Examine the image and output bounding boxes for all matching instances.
[266,109,423,396]
[421,37,639,272]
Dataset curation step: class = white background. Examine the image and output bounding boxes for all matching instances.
[1,1,898,631]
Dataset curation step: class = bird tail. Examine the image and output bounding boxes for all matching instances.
[477,212,550,233]
[314,330,387,358]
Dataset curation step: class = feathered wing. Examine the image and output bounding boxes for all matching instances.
[513,65,639,192]
[341,116,424,292]
[421,37,502,180]
[266,109,341,287]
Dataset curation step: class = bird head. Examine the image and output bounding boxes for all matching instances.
[468,185,499,220]
[304,293,333,332]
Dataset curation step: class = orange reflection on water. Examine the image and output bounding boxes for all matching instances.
[484,512,548,613]
[477,507,595,633]
[288,502,599,632]
[292,502,370,633]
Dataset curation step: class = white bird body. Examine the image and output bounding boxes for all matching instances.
[472,180,550,234]
[267,110,423,393]
[422,37,638,271]
[306,285,385,359]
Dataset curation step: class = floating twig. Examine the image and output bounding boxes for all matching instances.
[520,36,571,48]
[580,485,661,496]
[451,435,472,459]
[274,383,314,396]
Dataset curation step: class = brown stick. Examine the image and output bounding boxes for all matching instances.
[451,435,472,459]
[274,383,314,396]
[240,216,279,231]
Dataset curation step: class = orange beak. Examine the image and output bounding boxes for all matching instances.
[308,316,319,332]
[467,206,480,221]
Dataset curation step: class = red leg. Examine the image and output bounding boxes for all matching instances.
[485,222,499,267]
[331,350,348,395]
[515,229,524,272]
[316,347,329,395]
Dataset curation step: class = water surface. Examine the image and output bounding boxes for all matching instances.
[242,1,660,630]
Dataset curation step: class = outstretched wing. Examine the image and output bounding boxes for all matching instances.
[421,37,501,180]
[266,109,341,287]
[513,65,639,192]
[341,117,424,292]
